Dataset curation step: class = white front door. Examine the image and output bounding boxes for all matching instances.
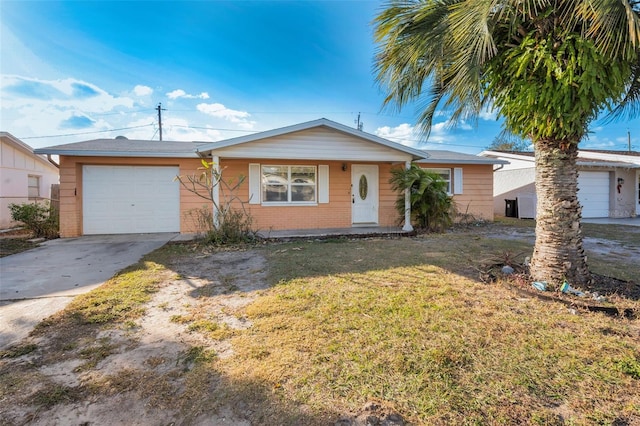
[351,165,378,225]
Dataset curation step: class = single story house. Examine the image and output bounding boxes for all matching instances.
[479,149,640,219]
[1,132,60,229]
[35,119,505,237]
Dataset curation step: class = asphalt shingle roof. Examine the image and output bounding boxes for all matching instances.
[35,139,206,158]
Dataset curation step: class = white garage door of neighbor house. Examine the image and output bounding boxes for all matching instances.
[83,165,180,234]
[578,171,610,218]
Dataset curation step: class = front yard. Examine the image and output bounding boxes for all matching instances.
[1,222,639,425]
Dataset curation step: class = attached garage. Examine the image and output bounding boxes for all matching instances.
[578,171,610,218]
[83,165,180,234]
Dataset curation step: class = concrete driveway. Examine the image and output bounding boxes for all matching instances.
[0,233,180,349]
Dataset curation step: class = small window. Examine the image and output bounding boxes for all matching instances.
[424,168,452,194]
[28,175,40,200]
[262,165,316,204]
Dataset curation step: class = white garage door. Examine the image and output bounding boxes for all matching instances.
[83,166,180,234]
[578,171,610,218]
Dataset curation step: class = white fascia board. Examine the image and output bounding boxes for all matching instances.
[479,150,535,163]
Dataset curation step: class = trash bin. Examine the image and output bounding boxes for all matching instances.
[505,199,518,218]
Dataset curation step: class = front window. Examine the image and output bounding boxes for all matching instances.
[262,165,316,203]
[424,168,451,194]
[28,175,40,200]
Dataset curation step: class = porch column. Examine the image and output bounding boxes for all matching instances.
[402,160,414,231]
[212,155,220,228]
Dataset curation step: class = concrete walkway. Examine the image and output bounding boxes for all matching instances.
[259,226,411,240]
[0,233,178,349]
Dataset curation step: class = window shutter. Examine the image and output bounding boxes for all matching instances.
[318,165,329,203]
[249,163,260,204]
[453,168,463,194]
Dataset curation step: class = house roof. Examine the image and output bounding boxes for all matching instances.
[578,159,640,169]
[32,119,505,165]
[580,149,640,157]
[480,149,640,168]
[195,118,430,160]
[417,149,508,165]
[34,138,206,158]
[1,132,59,170]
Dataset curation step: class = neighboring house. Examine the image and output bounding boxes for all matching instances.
[479,149,640,219]
[0,132,60,229]
[34,119,504,237]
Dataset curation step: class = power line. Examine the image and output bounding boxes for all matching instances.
[83,108,156,116]
[170,124,259,133]
[20,123,155,140]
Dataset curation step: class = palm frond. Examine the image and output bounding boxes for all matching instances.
[604,55,640,121]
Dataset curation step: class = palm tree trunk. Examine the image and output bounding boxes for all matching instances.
[530,139,591,287]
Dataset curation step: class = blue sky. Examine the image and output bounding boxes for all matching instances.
[1,0,638,154]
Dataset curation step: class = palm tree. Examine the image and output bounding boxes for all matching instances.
[390,164,455,231]
[374,0,640,287]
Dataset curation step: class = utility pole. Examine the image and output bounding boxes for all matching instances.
[628,130,632,153]
[156,103,166,141]
[355,112,363,131]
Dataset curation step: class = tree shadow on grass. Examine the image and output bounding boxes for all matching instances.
[258,233,640,302]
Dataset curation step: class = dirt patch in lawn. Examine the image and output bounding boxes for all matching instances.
[457,222,640,315]
[0,248,273,425]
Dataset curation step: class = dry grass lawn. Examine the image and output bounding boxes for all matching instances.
[1,222,639,425]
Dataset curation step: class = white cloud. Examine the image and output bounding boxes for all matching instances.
[196,102,255,129]
[479,103,498,121]
[121,116,223,142]
[375,123,417,144]
[581,134,616,149]
[0,74,259,147]
[459,120,473,131]
[167,89,210,100]
[376,121,455,146]
[1,75,134,111]
[134,85,153,96]
[0,75,138,144]
[166,89,186,99]
[164,117,223,142]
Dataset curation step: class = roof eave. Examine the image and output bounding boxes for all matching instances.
[33,149,200,158]
[577,161,640,169]
[2,133,60,170]
[417,158,509,165]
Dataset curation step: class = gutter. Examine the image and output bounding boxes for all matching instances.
[47,154,59,168]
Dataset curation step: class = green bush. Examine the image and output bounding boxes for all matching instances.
[9,201,59,239]
[390,164,455,232]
